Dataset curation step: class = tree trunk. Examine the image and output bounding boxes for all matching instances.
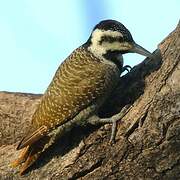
[0,22,180,180]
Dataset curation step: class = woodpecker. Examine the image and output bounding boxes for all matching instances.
[11,19,153,175]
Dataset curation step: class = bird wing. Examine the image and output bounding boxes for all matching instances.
[16,125,48,150]
[17,48,119,149]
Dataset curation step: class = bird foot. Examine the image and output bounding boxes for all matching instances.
[88,104,132,143]
[121,65,132,73]
[108,104,132,143]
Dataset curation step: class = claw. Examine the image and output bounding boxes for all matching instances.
[109,104,133,144]
[121,65,132,73]
[109,120,117,144]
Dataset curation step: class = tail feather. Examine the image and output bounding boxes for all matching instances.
[19,146,41,175]
[11,135,51,175]
[11,146,30,168]
[17,125,48,150]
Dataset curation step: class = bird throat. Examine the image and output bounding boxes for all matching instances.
[103,50,124,71]
[84,41,124,71]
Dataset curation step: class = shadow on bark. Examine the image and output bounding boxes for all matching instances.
[99,49,162,117]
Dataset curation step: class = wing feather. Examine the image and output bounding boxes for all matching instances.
[17,48,119,149]
[17,125,48,150]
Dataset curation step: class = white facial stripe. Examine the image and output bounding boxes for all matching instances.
[91,29,123,44]
[88,29,126,59]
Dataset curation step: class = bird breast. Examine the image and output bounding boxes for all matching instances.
[31,46,120,130]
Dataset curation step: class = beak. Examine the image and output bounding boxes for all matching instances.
[131,43,153,59]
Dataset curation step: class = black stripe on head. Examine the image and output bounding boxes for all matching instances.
[99,35,124,45]
[84,19,134,48]
[103,50,124,70]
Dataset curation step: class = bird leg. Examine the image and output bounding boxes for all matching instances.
[87,105,132,143]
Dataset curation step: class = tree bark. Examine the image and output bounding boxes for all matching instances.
[0,22,180,180]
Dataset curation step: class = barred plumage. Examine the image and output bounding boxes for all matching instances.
[32,46,120,129]
[11,19,153,175]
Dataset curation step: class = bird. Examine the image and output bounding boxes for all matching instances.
[11,19,153,175]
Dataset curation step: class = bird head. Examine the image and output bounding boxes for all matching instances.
[85,20,153,63]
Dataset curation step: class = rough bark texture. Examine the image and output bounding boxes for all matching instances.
[0,23,180,180]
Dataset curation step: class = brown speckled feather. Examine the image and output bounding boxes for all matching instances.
[11,19,153,175]
[17,46,120,149]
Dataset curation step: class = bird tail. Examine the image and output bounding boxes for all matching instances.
[11,135,50,175]
[11,125,62,175]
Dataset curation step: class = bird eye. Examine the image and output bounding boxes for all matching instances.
[99,36,124,45]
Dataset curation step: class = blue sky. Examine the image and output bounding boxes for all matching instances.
[0,0,179,93]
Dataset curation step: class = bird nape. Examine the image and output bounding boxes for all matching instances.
[11,19,153,175]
